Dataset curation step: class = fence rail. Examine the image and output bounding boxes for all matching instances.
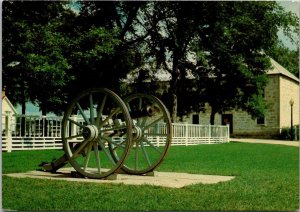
[171,123,229,145]
[2,113,63,152]
[1,113,229,152]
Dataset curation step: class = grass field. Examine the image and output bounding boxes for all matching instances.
[2,142,299,211]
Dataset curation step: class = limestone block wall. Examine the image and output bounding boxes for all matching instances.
[232,75,280,137]
[182,75,282,138]
[279,76,299,128]
[183,103,221,125]
[178,74,299,138]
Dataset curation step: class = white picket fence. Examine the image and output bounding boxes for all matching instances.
[1,113,63,152]
[171,123,229,145]
[1,113,229,152]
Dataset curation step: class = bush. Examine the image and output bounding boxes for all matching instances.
[280,125,299,140]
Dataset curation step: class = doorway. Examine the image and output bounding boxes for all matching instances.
[222,114,233,134]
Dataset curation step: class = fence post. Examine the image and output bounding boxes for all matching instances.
[156,136,160,147]
[185,123,188,146]
[5,111,12,152]
[208,124,211,144]
[156,123,160,147]
[226,124,230,143]
[70,115,77,139]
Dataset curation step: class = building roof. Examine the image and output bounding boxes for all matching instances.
[2,96,18,114]
[2,90,18,114]
[267,58,299,82]
[123,57,299,83]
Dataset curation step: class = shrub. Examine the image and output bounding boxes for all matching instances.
[280,125,299,140]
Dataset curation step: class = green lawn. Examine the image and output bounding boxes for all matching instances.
[2,142,299,211]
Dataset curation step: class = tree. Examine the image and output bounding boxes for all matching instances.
[3,1,298,125]
[26,23,73,115]
[3,1,146,114]
[135,1,299,124]
[2,1,73,115]
[132,2,208,121]
[193,1,299,124]
[65,1,146,99]
[266,41,299,77]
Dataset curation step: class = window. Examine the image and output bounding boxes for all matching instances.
[257,117,265,125]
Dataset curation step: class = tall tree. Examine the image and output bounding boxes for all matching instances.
[135,1,298,123]
[193,1,299,124]
[2,1,73,115]
[26,23,73,115]
[65,1,146,99]
[134,2,207,121]
[3,1,298,124]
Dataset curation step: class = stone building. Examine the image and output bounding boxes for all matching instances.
[124,58,299,139]
[183,58,299,139]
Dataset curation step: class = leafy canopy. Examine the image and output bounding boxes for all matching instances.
[2,1,299,120]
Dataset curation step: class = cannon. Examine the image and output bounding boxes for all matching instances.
[40,88,172,179]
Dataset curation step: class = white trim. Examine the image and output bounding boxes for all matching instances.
[2,96,18,114]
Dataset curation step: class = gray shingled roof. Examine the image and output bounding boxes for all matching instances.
[267,58,299,82]
[123,57,299,83]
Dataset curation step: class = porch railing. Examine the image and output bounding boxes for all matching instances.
[1,113,229,152]
[2,112,63,152]
[171,123,229,145]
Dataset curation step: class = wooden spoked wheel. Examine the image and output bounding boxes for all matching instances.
[120,94,172,175]
[62,88,132,179]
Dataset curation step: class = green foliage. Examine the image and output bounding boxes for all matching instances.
[65,1,145,98]
[26,24,72,114]
[72,27,120,64]
[266,41,299,77]
[2,1,299,118]
[2,1,73,114]
[244,93,267,119]
[280,125,299,140]
[133,1,299,123]
[3,1,143,114]
[190,1,297,123]
[280,128,291,140]
[2,143,299,210]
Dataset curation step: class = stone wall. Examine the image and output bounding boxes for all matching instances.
[181,103,218,125]
[182,74,299,138]
[279,76,299,128]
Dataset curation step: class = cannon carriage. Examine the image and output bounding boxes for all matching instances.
[40,88,172,179]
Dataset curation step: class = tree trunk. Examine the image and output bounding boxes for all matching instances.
[171,93,177,122]
[41,106,48,116]
[170,48,180,123]
[210,106,216,125]
[21,79,26,136]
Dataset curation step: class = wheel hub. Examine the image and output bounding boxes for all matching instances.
[132,125,143,140]
[82,125,99,142]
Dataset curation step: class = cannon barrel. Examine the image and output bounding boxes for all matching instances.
[130,106,154,119]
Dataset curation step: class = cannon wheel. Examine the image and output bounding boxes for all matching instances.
[62,88,132,179]
[115,94,172,175]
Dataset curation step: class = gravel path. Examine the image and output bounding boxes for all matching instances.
[230,138,299,147]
